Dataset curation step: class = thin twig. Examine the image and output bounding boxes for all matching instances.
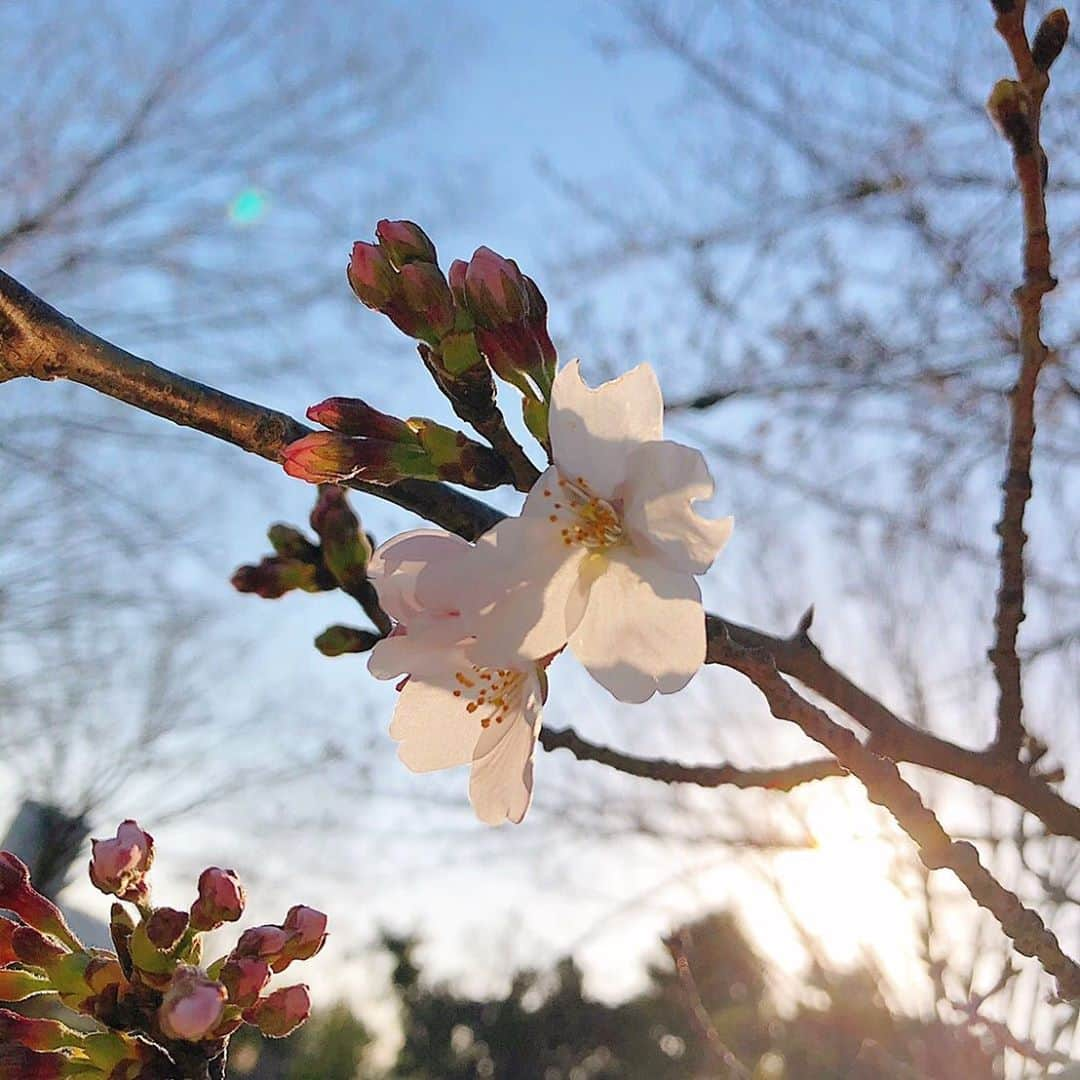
[539,725,843,790]
[988,0,1060,759]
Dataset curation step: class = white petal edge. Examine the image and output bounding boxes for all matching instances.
[548,360,664,500]
[569,550,705,703]
[622,440,734,575]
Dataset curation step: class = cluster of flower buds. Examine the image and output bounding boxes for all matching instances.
[231,485,371,601]
[232,485,391,653]
[283,399,513,490]
[0,822,325,1078]
[344,220,559,458]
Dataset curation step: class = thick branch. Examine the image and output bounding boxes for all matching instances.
[710,632,1080,1000]
[988,1,1058,758]
[0,268,501,540]
[4,270,1079,842]
[539,725,843,790]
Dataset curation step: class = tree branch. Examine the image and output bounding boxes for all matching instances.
[988,0,1060,759]
[539,725,843,790]
[3,268,1079,845]
[709,631,1080,1001]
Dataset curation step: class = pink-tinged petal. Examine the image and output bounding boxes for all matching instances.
[368,529,470,622]
[548,361,664,499]
[469,674,544,825]
[622,441,733,575]
[367,622,470,681]
[390,673,485,772]
[462,515,586,667]
[569,551,705,703]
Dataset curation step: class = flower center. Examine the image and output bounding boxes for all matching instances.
[541,474,623,551]
[452,666,528,729]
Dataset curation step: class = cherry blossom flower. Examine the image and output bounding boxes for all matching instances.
[451,361,732,703]
[367,530,546,825]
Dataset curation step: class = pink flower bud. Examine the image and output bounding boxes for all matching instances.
[233,925,292,962]
[394,262,455,342]
[189,868,245,932]
[276,906,328,968]
[0,853,80,950]
[219,956,270,1009]
[375,219,438,268]
[307,397,417,443]
[243,984,312,1039]
[463,247,528,328]
[448,259,468,306]
[282,432,434,485]
[347,241,396,309]
[89,821,153,904]
[145,907,190,950]
[158,966,227,1042]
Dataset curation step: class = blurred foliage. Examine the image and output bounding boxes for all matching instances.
[229,909,1000,1078]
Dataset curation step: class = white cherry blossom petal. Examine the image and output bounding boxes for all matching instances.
[468,671,544,825]
[622,441,734,574]
[368,626,466,681]
[548,360,664,499]
[368,529,471,621]
[463,515,587,666]
[389,672,485,773]
[569,550,705,703]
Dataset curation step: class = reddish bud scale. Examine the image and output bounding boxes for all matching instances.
[276,906,328,968]
[310,486,373,588]
[0,1009,78,1052]
[282,432,437,486]
[0,1045,67,1080]
[0,854,80,951]
[394,262,455,343]
[230,557,329,599]
[0,918,15,967]
[233,925,292,963]
[11,926,67,970]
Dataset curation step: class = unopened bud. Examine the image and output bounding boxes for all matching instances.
[276,906,328,968]
[244,984,312,1039]
[310,486,373,588]
[987,79,1033,154]
[393,262,455,343]
[266,524,319,562]
[190,868,245,932]
[521,275,558,376]
[145,908,190,951]
[233,925,291,963]
[219,956,270,1009]
[282,432,437,485]
[89,821,154,904]
[347,242,396,310]
[1032,9,1069,71]
[0,854,80,950]
[230,558,325,599]
[315,625,381,657]
[463,247,528,327]
[158,966,227,1042]
[375,219,438,268]
[439,329,486,376]
[307,398,418,443]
